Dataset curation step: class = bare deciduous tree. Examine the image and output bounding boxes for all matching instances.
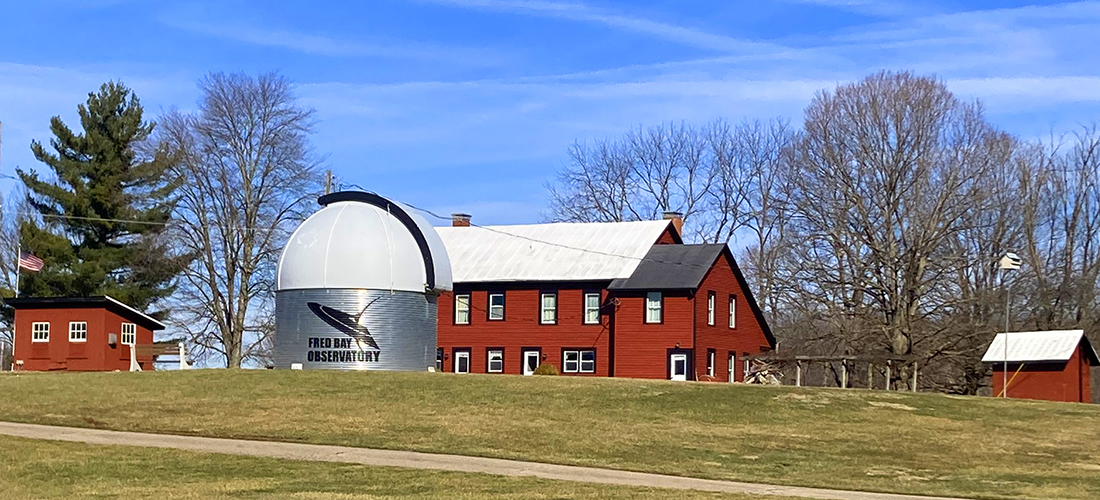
[546,122,715,239]
[159,72,321,368]
[547,71,1100,395]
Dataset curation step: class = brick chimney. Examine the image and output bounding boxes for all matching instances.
[451,213,472,227]
[662,210,683,237]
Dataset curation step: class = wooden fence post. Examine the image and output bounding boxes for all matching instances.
[885,360,892,391]
[912,361,918,392]
[840,359,848,389]
[796,361,802,387]
[868,362,874,390]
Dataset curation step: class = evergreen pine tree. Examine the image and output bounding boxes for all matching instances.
[16,81,189,314]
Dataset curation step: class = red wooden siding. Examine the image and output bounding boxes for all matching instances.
[992,343,1093,403]
[13,307,155,371]
[606,291,694,379]
[692,252,772,382]
[437,286,612,376]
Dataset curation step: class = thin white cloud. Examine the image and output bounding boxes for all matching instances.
[417,0,786,54]
[162,18,504,65]
[773,0,925,17]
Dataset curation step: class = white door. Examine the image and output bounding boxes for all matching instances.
[523,350,540,376]
[454,351,470,374]
[728,354,736,383]
[670,353,688,381]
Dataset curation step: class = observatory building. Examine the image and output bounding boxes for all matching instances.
[274,191,452,370]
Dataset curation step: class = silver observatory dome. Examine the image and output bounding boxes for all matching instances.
[274,191,452,370]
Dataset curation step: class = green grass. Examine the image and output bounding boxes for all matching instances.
[0,436,797,499]
[0,370,1098,500]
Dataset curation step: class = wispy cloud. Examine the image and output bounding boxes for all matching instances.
[162,17,504,65]
[417,0,787,54]
[774,0,927,18]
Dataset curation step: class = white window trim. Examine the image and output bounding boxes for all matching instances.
[68,321,88,342]
[728,353,736,383]
[743,357,752,380]
[454,351,471,374]
[563,349,596,374]
[487,349,504,373]
[583,293,600,325]
[488,293,505,321]
[645,292,662,324]
[707,292,715,325]
[729,296,736,329]
[563,350,580,373]
[707,350,715,377]
[579,350,595,373]
[454,294,471,325]
[540,292,557,325]
[121,323,137,345]
[31,322,50,343]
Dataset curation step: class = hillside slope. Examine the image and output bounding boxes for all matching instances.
[0,370,1096,500]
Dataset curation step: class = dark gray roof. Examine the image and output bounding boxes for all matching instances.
[609,243,777,348]
[609,244,726,291]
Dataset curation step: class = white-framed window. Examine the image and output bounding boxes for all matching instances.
[487,349,504,373]
[743,356,752,381]
[454,294,471,325]
[69,321,87,342]
[540,292,557,324]
[707,350,715,377]
[563,349,596,373]
[454,350,470,374]
[583,292,600,324]
[729,295,737,328]
[488,293,505,321]
[580,350,595,373]
[31,322,49,342]
[707,291,715,325]
[121,323,136,345]
[645,292,662,323]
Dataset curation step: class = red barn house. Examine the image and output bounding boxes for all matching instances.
[983,330,1099,403]
[435,214,775,381]
[8,296,163,371]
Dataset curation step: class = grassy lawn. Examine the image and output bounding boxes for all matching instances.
[0,436,799,500]
[0,370,1097,500]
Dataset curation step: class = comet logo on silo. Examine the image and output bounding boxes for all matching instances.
[307,297,381,350]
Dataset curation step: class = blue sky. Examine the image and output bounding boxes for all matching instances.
[1,0,1099,225]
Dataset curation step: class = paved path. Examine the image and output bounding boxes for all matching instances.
[0,421,969,500]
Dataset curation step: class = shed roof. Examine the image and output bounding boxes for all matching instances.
[981,330,1100,365]
[435,220,675,283]
[4,296,166,331]
[608,244,725,290]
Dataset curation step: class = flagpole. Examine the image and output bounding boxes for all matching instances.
[14,240,19,298]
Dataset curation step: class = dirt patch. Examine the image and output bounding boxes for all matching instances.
[773,393,831,408]
[867,401,916,411]
[865,466,938,482]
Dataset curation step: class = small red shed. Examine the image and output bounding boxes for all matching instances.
[8,296,164,371]
[982,330,1099,403]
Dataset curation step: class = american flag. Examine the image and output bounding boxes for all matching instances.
[18,251,44,272]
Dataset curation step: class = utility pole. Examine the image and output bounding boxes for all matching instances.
[999,252,1022,398]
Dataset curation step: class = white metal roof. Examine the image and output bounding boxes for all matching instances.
[435,220,673,283]
[981,330,1095,363]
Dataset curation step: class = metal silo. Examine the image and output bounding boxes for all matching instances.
[274,191,453,370]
